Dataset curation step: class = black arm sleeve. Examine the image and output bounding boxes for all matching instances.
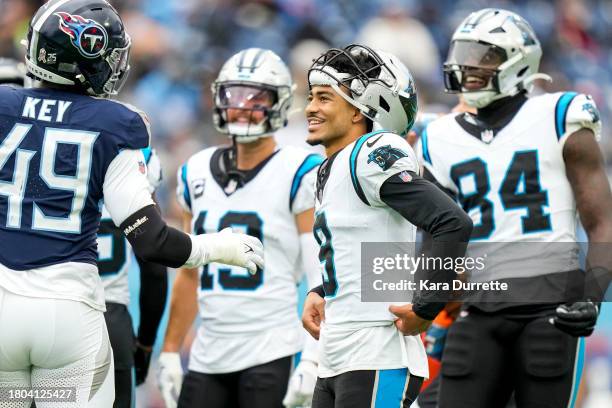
[380,172,473,320]
[136,256,168,346]
[309,285,325,298]
[120,204,192,268]
[422,167,457,200]
[380,171,472,241]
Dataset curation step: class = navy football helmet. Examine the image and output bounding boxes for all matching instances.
[25,0,131,97]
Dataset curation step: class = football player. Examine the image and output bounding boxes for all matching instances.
[0,1,262,407]
[421,8,612,408]
[97,146,167,408]
[156,48,322,408]
[301,45,473,408]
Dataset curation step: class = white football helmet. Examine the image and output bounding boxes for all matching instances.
[443,8,551,108]
[212,48,294,143]
[308,44,418,137]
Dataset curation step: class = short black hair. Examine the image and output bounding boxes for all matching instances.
[323,47,381,82]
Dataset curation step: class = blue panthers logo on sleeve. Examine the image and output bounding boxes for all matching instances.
[367,145,408,171]
[582,102,600,123]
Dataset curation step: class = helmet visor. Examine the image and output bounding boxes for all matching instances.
[445,40,506,69]
[443,41,506,93]
[217,84,276,110]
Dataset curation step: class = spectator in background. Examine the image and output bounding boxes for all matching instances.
[0,0,42,58]
[275,38,328,149]
[356,0,441,93]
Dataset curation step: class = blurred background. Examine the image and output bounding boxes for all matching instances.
[1,0,611,406]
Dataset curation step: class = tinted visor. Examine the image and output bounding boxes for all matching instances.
[217,85,276,110]
[445,40,506,69]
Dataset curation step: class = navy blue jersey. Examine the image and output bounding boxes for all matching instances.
[0,86,149,270]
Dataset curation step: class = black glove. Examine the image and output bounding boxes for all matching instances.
[550,301,600,337]
[134,342,153,386]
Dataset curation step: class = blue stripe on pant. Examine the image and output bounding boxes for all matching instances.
[373,368,409,407]
[568,337,585,408]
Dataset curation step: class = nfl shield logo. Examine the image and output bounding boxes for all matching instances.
[138,161,146,174]
[481,129,494,144]
[399,170,412,182]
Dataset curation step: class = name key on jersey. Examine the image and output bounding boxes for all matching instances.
[22,97,72,123]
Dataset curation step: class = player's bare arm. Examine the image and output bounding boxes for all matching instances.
[156,211,200,408]
[302,289,326,340]
[297,207,325,341]
[564,128,612,246]
[552,128,612,336]
[162,211,201,352]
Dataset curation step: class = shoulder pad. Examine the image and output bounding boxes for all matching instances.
[350,131,419,206]
[558,93,602,142]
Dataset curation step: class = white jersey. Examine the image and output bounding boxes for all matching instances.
[98,148,163,305]
[177,145,322,373]
[421,92,601,284]
[314,130,428,378]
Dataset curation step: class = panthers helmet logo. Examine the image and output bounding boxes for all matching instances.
[367,145,408,171]
[55,12,108,58]
[582,102,600,124]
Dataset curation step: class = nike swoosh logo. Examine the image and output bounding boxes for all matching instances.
[366,134,383,147]
[244,244,254,254]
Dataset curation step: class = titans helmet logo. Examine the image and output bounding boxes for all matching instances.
[367,145,408,171]
[55,12,108,58]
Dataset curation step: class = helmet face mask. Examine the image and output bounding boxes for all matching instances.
[444,8,549,109]
[212,48,294,143]
[444,40,506,92]
[100,39,131,96]
[308,45,388,100]
[308,44,417,137]
[24,0,131,98]
[214,83,278,138]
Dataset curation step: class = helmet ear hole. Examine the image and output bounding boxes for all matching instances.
[350,78,365,95]
[379,96,390,112]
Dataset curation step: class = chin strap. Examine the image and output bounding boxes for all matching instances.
[222,136,245,191]
[523,72,553,88]
[516,72,553,96]
[466,71,553,109]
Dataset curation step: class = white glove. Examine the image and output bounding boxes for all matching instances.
[185,228,264,274]
[283,360,318,408]
[156,352,183,408]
